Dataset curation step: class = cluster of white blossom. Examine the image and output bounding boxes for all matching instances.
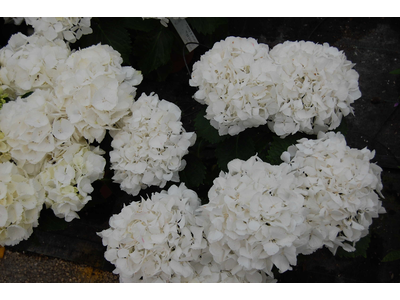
[98,183,206,282]
[38,143,106,222]
[0,23,143,241]
[0,89,78,170]
[281,131,386,255]
[190,36,278,136]
[54,44,143,143]
[0,32,71,96]
[268,41,362,137]
[110,93,196,196]
[199,155,307,277]
[191,135,384,279]
[190,37,361,137]
[21,17,93,43]
[99,182,275,283]
[0,161,44,246]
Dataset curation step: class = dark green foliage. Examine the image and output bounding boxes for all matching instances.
[265,133,306,165]
[80,18,133,65]
[179,153,206,188]
[382,250,400,262]
[194,109,228,144]
[215,133,256,172]
[133,26,175,75]
[187,17,228,35]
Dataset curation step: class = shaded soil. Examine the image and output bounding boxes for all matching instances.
[2,17,400,282]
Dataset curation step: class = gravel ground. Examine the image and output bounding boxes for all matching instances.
[0,248,119,283]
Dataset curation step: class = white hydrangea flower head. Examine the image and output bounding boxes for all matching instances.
[0,161,44,246]
[37,142,106,222]
[24,17,93,43]
[281,131,385,255]
[0,32,71,96]
[110,92,196,196]
[202,155,307,276]
[0,89,79,169]
[268,40,361,137]
[54,43,143,143]
[98,183,207,283]
[190,36,279,136]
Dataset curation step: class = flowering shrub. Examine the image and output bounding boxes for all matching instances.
[110,92,196,196]
[0,18,386,283]
[0,24,138,245]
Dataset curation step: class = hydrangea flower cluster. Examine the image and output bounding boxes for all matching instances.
[38,143,106,222]
[0,161,44,246]
[110,93,196,196]
[98,183,206,283]
[0,89,77,169]
[23,17,93,43]
[190,36,278,136]
[0,25,143,243]
[98,182,275,283]
[281,131,386,255]
[190,37,361,137]
[54,43,143,143]
[0,32,71,96]
[199,156,307,277]
[192,134,384,280]
[268,41,362,137]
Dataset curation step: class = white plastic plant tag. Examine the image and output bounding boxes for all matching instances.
[170,19,199,52]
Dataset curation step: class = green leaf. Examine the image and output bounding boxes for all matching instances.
[97,20,132,65]
[187,17,228,35]
[133,26,175,75]
[215,134,255,172]
[194,109,228,144]
[265,133,305,165]
[389,69,400,75]
[179,153,206,188]
[382,250,400,262]
[79,18,132,65]
[337,234,370,259]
